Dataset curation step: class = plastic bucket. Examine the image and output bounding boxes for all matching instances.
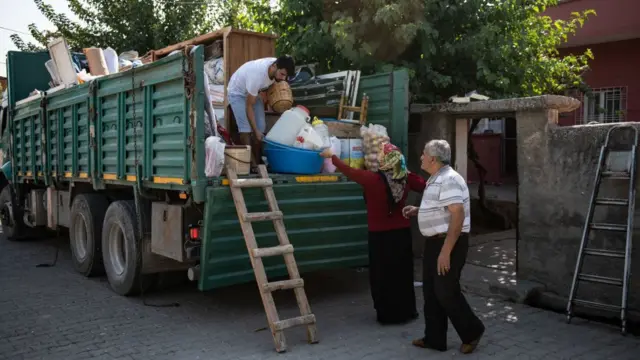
[263,139,324,174]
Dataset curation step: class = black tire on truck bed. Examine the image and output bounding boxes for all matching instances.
[69,194,109,277]
[0,185,25,241]
[101,200,154,296]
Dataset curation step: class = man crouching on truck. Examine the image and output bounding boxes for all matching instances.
[227,55,295,171]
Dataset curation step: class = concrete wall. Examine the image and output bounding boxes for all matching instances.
[517,117,640,313]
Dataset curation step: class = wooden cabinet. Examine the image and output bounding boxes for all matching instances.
[151,27,277,128]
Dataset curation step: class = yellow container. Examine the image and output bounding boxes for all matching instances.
[339,138,364,169]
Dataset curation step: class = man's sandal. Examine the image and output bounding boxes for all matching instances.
[460,332,483,354]
[411,338,446,352]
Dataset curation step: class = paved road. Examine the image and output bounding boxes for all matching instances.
[1,236,639,360]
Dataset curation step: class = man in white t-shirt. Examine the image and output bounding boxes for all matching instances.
[227,55,295,169]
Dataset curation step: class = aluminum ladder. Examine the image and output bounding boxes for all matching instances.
[566,125,637,334]
[226,164,318,352]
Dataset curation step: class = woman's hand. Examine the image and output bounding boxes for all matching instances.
[320,148,333,158]
[402,205,419,219]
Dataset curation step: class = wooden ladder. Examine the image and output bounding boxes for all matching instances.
[226,164,318,352]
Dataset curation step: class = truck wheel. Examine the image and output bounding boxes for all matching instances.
[0,185,25,241]
[69,194,109,277]
[102,200,153,296]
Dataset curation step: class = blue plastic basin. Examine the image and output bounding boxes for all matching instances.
[263,139,324,174]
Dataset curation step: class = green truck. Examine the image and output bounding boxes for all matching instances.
[0,44,409,296]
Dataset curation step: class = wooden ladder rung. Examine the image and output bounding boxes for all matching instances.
[273,314,316,331]
[342,106,363,112]
[253,244,294,258]
[243,211,283,222]
[230,178,273,188]
[263,278,304,292]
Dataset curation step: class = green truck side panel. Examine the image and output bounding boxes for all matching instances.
[94,51,192,183]
[45,84,92,179]
[192,47,207,202]
[357,70,410,156]
[12,99,44,183]
[6,51,51,108]
[198,69,410,291]
[198,182,369,290]
[1,161,11,180]
[7,48,201,191]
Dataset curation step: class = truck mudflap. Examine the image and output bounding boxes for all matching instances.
[198,180,369,291]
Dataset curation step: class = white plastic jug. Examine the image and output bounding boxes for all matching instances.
[293,124,324,150]
[322,136,342,173]
[265,105,311,146]
[311,117,331,148]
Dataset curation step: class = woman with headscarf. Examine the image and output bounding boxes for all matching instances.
[320,142,426,324]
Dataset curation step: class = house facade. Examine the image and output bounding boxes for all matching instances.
[544,0,640,126]
[467,0,640,184]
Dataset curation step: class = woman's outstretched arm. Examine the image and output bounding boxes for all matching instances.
[407,172,426,192]
[331,155,376,186]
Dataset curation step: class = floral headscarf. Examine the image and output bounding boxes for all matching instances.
[377,142,408,205]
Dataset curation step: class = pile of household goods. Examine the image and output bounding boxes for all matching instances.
[31,35,230,179]
[261,91,391,175]
[29,37,153,100]
[202,39,225,104]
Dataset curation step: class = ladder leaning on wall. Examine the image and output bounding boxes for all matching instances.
[566,125,638,334]
[226,164,318,352]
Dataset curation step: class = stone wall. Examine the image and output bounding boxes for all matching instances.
[411,96,639,316]
[517,119,640,313]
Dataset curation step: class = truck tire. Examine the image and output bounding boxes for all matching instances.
[102,200,153,296]
[0,185,25,241]
[69,194,109,277]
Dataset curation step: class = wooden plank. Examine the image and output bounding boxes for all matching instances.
[227,165,287,352]
[360,96,369,124]
[337,96,345,120]
[252,244,294,258]
[273,315,316,331]
[243,211,283,222]
[263,278,305,292]
[153,28,228,58]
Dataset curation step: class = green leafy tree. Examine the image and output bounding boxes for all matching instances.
[12,0,595,101]
[269,0,595,102]
[11,0,215,54]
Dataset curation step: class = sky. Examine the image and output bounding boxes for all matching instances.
[0,0,75,77]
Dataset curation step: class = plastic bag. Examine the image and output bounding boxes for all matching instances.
[204,58,225,85]
[103,47,119,74]
[203,69,218,137]
[360,124,390,172]
[293,124,324,150]
[205,136,226,177]
[322,137,342,173]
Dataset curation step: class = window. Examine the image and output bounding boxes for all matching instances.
[576,87,628,124]
[469,118,504,134]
